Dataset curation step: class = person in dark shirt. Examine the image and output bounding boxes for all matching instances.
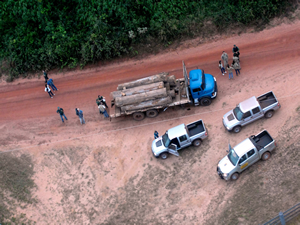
[57,107,68,123]
[43,70,49,82]
[232,45,240,59]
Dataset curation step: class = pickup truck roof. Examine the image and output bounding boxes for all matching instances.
[167,124,186,140]
[239,96,259,113]
[233,138,255,157]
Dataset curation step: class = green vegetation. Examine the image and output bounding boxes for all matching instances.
[0,0,295,78]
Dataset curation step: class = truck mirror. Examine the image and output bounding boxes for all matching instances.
[226,150,229,153]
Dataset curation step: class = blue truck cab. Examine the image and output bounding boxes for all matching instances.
[188,69,217,106]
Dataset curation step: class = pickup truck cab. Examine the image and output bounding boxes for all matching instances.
[189,69,217,106]
[223,91,280,133]
[151,119,208,159]
[217,130,276,181]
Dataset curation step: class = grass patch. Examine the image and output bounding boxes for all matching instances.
[0,153,36,224]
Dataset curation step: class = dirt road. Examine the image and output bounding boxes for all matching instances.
[0,20,300,224]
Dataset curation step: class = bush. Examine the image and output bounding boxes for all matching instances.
[0,0,294,78]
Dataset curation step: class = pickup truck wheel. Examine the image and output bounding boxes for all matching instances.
[233,126,242,133]
[265,110,274,118]
[160,152,169,160]
[262,152,271,161]
[200,98,212,106]
[231,173,239,181]
[132,112,145,121]
[192,139,202,147]
[146,109,159,118]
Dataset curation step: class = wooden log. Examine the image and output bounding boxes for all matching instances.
[117,72,168,90]
[115,88,167,107]
[121,96,173,111]
[110,82,164,100]
[165,82,170,91]
[167,75,176,86]
[167,89,176,98]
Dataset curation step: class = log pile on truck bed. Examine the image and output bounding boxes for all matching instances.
[110,72,179,113]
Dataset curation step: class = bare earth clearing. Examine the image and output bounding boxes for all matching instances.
[0,20,300,225]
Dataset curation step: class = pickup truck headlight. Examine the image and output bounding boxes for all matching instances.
[223,173,229,178]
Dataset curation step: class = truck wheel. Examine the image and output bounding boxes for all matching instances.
[200,98,212,106]
[262,152,271,161]
[264,110,274,118]
[233,126,242,133]
[160,152,169,160]
[146,109,159,118]
[132,112,145,121]
[231,173,239,181]
[192,139,202,147]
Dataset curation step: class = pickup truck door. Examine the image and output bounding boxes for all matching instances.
[179,134,191,148]
[241,111,253,126]
[237,154,249,172]
[167,144,180,157]
[251,106,264,120]
[246,149,260,166]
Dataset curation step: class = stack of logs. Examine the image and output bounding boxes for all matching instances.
[110,72,177,112]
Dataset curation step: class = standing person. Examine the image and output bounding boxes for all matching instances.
[43,70,48,82]
[47,78,58,91]
[227,64,234,80]
[45,84,55,98]
[96,95,108,108]
[218,60,226,76]
[77,108,85,124]
[232,56,241,76]
[57,107,68,123]
[232,45,240,60]
[98,103,109,118]
[221,51,229,69]
[154,131,159,139]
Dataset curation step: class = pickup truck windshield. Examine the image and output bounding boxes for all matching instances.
[162,133,171,147]
[233,106,243,121]
[228,149,239,166]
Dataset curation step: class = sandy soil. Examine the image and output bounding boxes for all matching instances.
[0,20,300,225]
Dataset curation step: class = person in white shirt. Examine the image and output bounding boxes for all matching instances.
[45,84,55,98]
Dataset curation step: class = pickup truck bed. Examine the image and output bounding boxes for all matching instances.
[250,130,273,151]
[187,120,205,137]
[257,92,277,109]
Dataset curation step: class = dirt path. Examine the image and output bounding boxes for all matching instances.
[0,20,300,224]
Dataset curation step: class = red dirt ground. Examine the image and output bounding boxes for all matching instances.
[0,19,300,224]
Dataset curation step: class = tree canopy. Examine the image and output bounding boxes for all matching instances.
[0,0,292,77]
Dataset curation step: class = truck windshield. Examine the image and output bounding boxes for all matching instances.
[233,106,243,121]
[228,149,239,166]
[162,133,171,147]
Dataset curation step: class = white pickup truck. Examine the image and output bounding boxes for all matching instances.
[217,130,276,181]
[223,91,281,133]
[151,119,208,159]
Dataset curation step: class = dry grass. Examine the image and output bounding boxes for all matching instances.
[0,153,36,224]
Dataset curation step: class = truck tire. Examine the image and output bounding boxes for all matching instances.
[200,98,212,106]
[192,139,202,147]
[132,112,145,121]
[264,110,274,118]
[231,173,239,181]
[262,152,271,161]
[160,152,169,160]
[146,109,159,118]
[233,126,242,133]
